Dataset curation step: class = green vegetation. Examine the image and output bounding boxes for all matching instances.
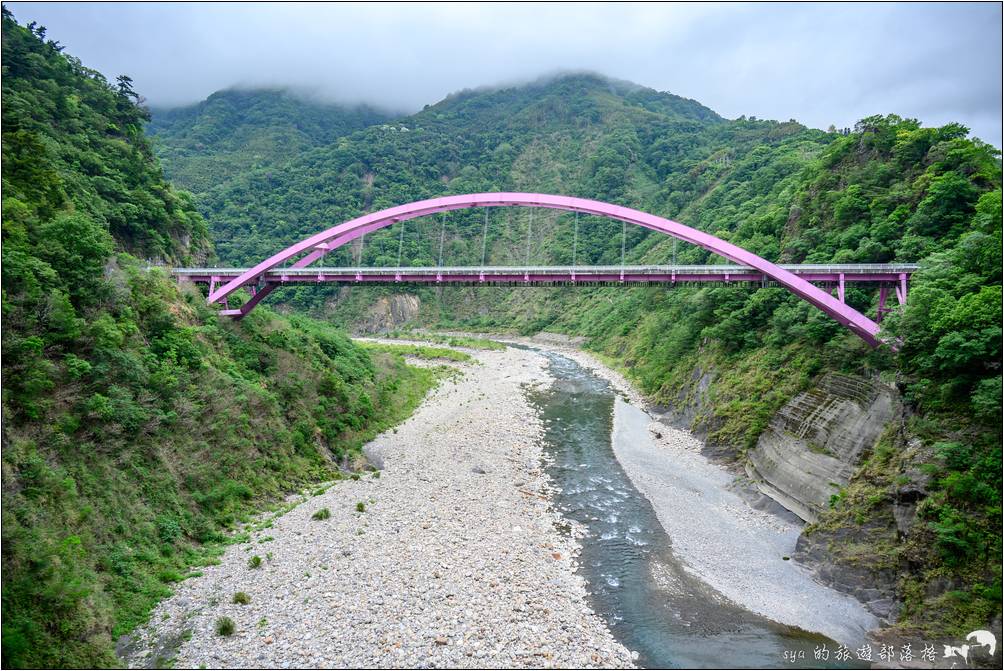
[385,331,506,350]
[247,556,262,570]
[232,592,250,605]
[214,617,235,637]
[359,341,473,362]
[355,502,366,513]
[0,11,436,668]
[148,88,392,193]
[311,508,331,521]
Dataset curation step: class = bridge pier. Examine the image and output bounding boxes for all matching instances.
[877,286,889,323]
[896,273,908,305]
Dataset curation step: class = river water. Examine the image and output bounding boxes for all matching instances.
[529,349,861,669]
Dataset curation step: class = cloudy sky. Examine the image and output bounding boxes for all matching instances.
[8,2,1002,145]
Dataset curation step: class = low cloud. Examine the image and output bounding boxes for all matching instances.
[8,1,1002,145]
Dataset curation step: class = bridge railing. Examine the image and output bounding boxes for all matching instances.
[173,263,920,278]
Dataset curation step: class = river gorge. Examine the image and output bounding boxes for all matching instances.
[124,340,878,669]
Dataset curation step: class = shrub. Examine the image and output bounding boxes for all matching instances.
[311,508,330,521]
[247,555,262,569]
[355,502,366,513]
[215,617,235,636]
[232,592,251,605]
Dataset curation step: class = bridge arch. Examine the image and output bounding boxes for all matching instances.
[206,192,886,347]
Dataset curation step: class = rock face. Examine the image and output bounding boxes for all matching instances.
[356,293,421,333]
[792,517,902,620]
[745,373,899,523]
[651,366,716,442]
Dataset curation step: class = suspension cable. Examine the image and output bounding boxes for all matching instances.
[396,221,406,268]
[525,208,533,266]
[437,213,446,267]
[481,208,489,269]
[620,220,627,272]
[572,210,579,269]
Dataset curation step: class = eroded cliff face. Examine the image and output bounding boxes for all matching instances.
[744,373,901,523]
[649,363,912,623]
[354,294,422,333]
[652,365,717,441]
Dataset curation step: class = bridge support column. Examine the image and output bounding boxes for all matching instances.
[896,273,908,305]
[877,286,889,323]
[209,275,219,296]
[838,273,845,303]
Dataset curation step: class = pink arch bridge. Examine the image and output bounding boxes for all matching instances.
[179,193,914,348]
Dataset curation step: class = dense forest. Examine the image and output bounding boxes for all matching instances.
[1,10,437,667]
[149,88,393,193]
[151,69,1002,641]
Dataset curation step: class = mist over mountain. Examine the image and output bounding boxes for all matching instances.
[149,88,395,192]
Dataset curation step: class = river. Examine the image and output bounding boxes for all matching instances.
[529,348,869,669]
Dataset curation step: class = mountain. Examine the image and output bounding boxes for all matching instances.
[150,75,1002,642]
[1,10,433,668]
[148,88,394,193]
[162,73,816,267]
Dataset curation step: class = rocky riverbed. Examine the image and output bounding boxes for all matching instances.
[123,345,636,669]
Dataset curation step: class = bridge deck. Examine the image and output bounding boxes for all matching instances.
[173,263,918,286]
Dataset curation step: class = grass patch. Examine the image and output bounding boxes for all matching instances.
[311,508,330,521]
[232,592,251,605]
[215,617,235,637]
[386,331,506,350]
[355,502,366,513]
[247,555,262,569]
[359,341,473,362]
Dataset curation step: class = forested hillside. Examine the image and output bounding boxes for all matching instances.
[153,73,1002,640]
[1,10,436,667]
[149,88,393,193]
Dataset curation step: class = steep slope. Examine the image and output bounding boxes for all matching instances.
[1,11,435,668]
[148,88,393,193]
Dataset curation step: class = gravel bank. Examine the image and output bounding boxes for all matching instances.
[124,346,635,669]
[532,344,879,647]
